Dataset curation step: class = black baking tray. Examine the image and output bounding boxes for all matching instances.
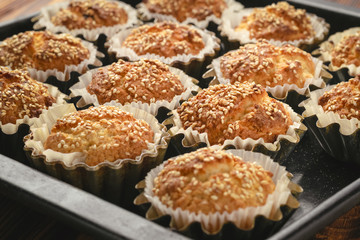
[0,0,359,239]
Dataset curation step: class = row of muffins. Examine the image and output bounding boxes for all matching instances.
[1,0,359,239]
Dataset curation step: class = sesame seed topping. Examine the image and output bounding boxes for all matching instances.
[177,81,293,144]
[0,66,56,124]
[235,1,315,41]
[51,0,128,30]
[122,22,205,58]
[87,59,185,105]
[152,148,275,214]
[43,105,154,166]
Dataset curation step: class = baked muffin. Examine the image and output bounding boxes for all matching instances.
[0,66,56,125]
[34,0,138,41]
[122,22,205,58]
[301,75,360,164]
[138,148,300,235]
[235,2,314,42]
[141,0,227,23]
[318,75,360,120]
[177,82,293,145]
[0,31,90,72]
[43,105,154,166]
[219,1,329,50]
[152,147,275,214]
[316,27,360,77]
[51,0,128,30]
[219,41,316,88]
[331,32,360,69]
[86,59,185,104]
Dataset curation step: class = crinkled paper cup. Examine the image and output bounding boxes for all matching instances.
[70,64,200,122]
[33,1,139,42]
[24,103,170,206]
[219,8,329,52]
[204,52,331,112]
[136,0,243,29]
[0,84,67,164]
[165,103,307,164]
[106,23,220,84]
[300,86,360,165]
[313,27,360,79]
[134,148,302,239]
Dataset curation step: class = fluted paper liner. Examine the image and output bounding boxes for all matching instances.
[136,0,243,29]
[135,149,301,235]
[0,84,68,135]
[300,85,360,164]
[314,27,360,77]
[70,64,201,116]
[24,103,170,203]
[26,40,102,82]
[167,102,306,163]
[33,1,139,41]
[105,22,220,77]
[219,8,329,49]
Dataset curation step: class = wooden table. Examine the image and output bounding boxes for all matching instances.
[0,0,359,239]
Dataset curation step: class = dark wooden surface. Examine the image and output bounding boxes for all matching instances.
[0,0,359,239]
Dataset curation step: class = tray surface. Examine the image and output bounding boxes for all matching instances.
[0,0,359,239]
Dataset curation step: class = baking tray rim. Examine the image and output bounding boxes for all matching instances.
[0,0,359,239]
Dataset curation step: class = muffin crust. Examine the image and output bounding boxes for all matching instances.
[177,82,293,144]
[0,67,56,124]
[87,59,184,104]
[235,2,314,41]
[331,31,360,68]
[143,0,227,22]
[122,22,205,58]
[153,147,275,214]
[44,105,154,166]
[318,75,360,120]
[0,31,90,72]
[220,40,315,88]
[51,0,128,30]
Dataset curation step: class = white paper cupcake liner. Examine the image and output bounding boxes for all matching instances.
[106,22,220,67]
[301,85,360,136]
[300,85,360,164]
[137,148,300,234]
[206,53,327,100]
[314,27,360,77]
[70,64,200,116]
[219,8,329,49]
[136,0,243,29]
[0,84,68,135]
[33,1,139,41]
[25,40,102,82]
[25,103,168,168]
[168,102,303,153]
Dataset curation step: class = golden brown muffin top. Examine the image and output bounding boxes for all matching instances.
[122,22,205,58]
[235,2,314,42]
[0,66,56,124]
[318,75,360,120]
[220,40,315,88]
[331,31,360,68]
[177,82,293,145]
[0,31,90,72]
[153,147,275,214]
[87,59,185,105]
[44,105,154,166]
[51,0,128,30]
[143,0,227,22]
